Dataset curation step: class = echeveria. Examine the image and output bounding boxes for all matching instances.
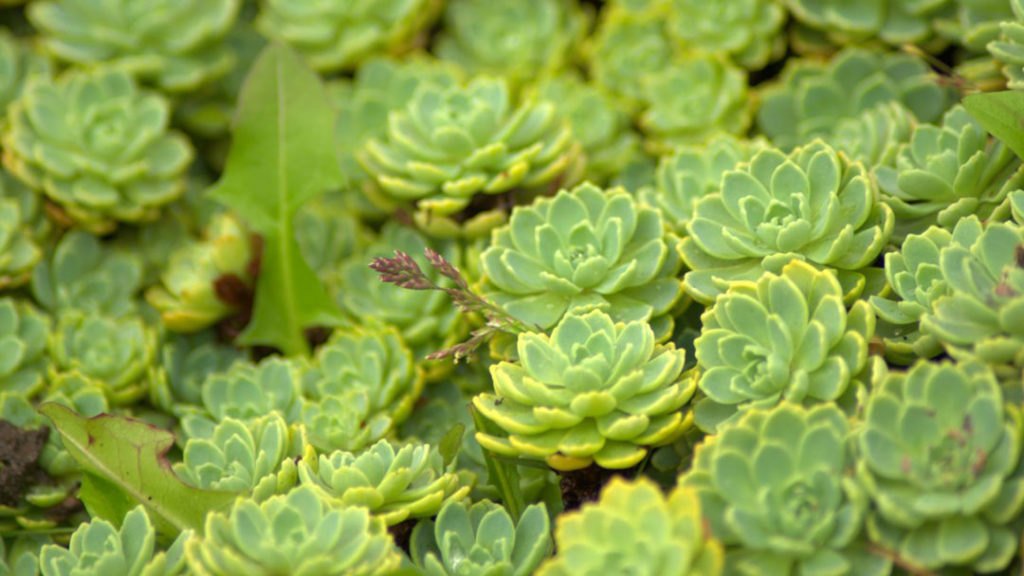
[198,358,305,425]
[434,0,587,85]
[637,54,751,153]
[359,76,581,238]
[665,0,785,69]
[680,140,894,304]
[473,309,695,471]
[410,500,551,576]
[176,414,294,493]
[875,105,1024,240]
[148,331,244,413]
[693,260,874,432]
[480,182,683,340]
[0,297,49,398]
[681,403,888,576]
[780,0,953,45]
[28,0,238,92]
[256,0,442,73]
[298,440,469,526]
[936,0,1014,50]
[640,133,769,235]
[586,5,675,109]
[536,478,723,575]
[756,48,951,150]
[185,486,401,576]
[826,101,916,170]
[50,311,156,405]
[0,31,51,116]
[39,507,188,576]
[295,193,369,292]
[990,0,1024,88]
[856,359,1024,572]
[920,217,1024,377]
[2,69,193,233]
[145,213,256,333]
[301,327,424,453]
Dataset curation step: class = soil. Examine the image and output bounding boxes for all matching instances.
[0,420,50,507]
[388,517,418,554]
[558,463,639,511]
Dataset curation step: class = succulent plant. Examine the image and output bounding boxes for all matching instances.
[28,0,239,92]
[359,76,581,238]
[826,101,916,170]
[256,0,442,73]
[145,212,256,333]
[989,0,1024,88]
[937,0,1015,50]
[148,330,244,414]
[298,440,469,526]
[856,359,1024,572]
[1,535,44,576]
[680,140,894,304]
[693,260,874,432]
[640,134,769,235]
[875,105,1024,240]
[2,69,193,233]
[480,182,684,340]
[681,403,888,576]
[756,48,952,150]
[434,0,587,85]
[473,309,696,471]
[665,0,785,69]
[301,327,424,453]
[586,5,675,109]
[780,0,954,45]
[185,485,401,576]
[919,217,1024,378]
[31,230,144,318]
[39,507,188,576]
[49,311,156,406]
[536,477,723,576]
[0,297,50,398]
[175,414,294,493]
[295,193,369,292]
[529,72,643,185]
[197,357,305,426]
[637,54,751,153]
[0,31,51,120]
[410,499,551,576]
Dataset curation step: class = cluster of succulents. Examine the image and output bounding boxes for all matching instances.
[5,1,1024,575]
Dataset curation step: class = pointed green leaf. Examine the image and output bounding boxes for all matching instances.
[963,91,1024,160]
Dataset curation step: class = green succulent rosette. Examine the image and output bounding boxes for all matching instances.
[585,4,675,110]
[693,260,874,432]
[919,217,1024,378]
[989,0,1024,88]
[175,413,295,493]
[664,0,785,69]
[473,309,696,471]
[434,0,587,86]
[185,485,401,576]
[295,193,369,292]
[529,72,643,185]
[0,297,50,398]
[2,69,193,233]
[1,536,44,576]
[39,507,189,576]
[28,0,238,92]
[876,105,1024,240]
[780,0,954,46]
[31,230,143,318]
[0,31,52,120]
[301,327,424,453]
[637,54,751,153]
[410,499,552,576]
[145,212,256,333]
[256,0,442,74]
[148,330,244,414]
[640,134,769,235]
[298,440,470,526]
[536,477,723,576]
[480,182,683,340]
[856,359,1024,572]
[49,311,156,406]
[826,101,916,170]
[680,140,894,304]
[197,357,305,425]
[681,403,889,576]
[756,48,952,150]
[937,0,1015,50]
[359,76,581,238]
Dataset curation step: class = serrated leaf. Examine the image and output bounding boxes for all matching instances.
[38,403,238,540]
[963,91,1024,161]
[209,42,345,356]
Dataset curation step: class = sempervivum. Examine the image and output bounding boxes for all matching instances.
[28,0,239,92]
[2,69,193,233]
[473,309,696,471]
[665,0,786,69]
[359,76,581,238]
[0,297,50,398]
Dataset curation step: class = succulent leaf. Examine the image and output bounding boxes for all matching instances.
[0,297,50,399]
